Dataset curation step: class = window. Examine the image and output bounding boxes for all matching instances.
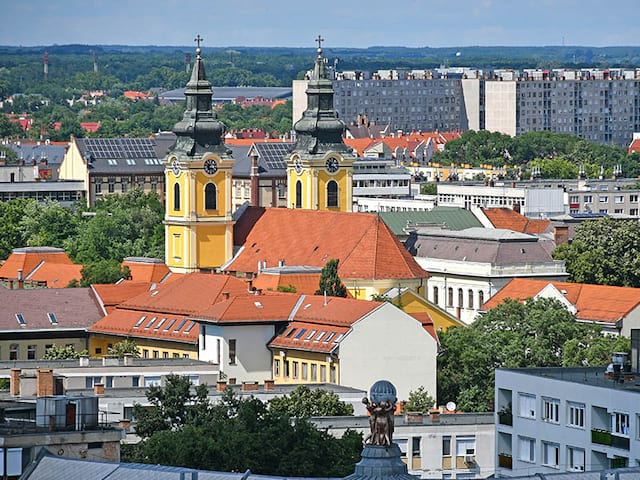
[143,349,149,358]
[542,398,560,423]
[295,180,302,208]
[613,412,630,436]
[447,287,453,307]
[9,344,18,360]
[320,364,327,382]
[630,195,638,202]
[85,376,102,388]
[228,339,236,365]
[47,312,58,325]
[292,361,299,379]
[599,195,608,203]
[519,393,536,419]
[205,183,217,210]
[567,446,585,472]
[163,351,169,358]
[614,195,624,204]
[311,363,317,381]
[330,365,337,383]
[442,436,451,456]
[302,362,308,380]
[174,183,181,211]
[274,359,280,377]
[27,345,36,360]
[468,289,474,309]
[584,195,593,203]
[478,290,484,306]
[144,376,161,387]
[105,376,113,388]
[327,180,338,208]
[284,360,290,378]
[568,402,585,428]
[108,177,115,193]
[433,286,439,305]
[542,442,559,468]
[15,314,25,326]
[132,376,140,387]
[189,375,200,386]
[412,437,421,456]
[458,288,464,308]
[518,436,535,463]
[456,437,476,457]
[153,350,159,358]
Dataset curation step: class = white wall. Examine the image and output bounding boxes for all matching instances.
[338,303,437,402]
[485,81,517,136]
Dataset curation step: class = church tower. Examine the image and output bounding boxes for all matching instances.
[287,36,355,212]
[164,36,235,273]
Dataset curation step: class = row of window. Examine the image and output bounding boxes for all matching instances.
[273,358,337,383]
[85,374,199,389]
[432,286,485,310]
[294,180,339,208]
[518,437,585,471]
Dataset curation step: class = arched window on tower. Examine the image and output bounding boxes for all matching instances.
[174,183,181,211]
[205,183,217,210]
[478,290,485,306]
[327,180,338,208]
[295,180,302,208]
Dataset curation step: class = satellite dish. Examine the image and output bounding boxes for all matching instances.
[446,401,456,412]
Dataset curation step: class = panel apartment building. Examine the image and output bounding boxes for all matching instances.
[293,67,640,146]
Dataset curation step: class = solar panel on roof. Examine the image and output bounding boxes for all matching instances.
[83,138,158,160]
[255,143,294,170]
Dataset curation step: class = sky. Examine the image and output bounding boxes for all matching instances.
[1,0,638,49]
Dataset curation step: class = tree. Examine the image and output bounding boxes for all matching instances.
[437,298,611,412]
[0,199,32,260]
[268,385,354,417]
[553,217,640,287]
[79,260,131,286]
[107,339,141,358]
[401,386,435,413]
[43,344,88,359]
[563,335,631,367]
[127,378,362,476]
[315,258,347,297]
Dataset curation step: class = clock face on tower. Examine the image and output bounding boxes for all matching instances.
[171,158,181,176]
[325,157,339,174]
[293,155,303,175]
[204,159,218,175]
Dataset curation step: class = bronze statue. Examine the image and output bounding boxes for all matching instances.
[363,397,395,446]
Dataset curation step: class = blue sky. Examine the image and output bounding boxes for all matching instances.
[1,0,638,48]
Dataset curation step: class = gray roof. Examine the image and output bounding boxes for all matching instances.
[230,142,294,178]
[408,227,556,264]
[76,138,166,175]
[0,288,102,333]
[23,452,337,480]
[4,142,67,165]
[159,86,292,103]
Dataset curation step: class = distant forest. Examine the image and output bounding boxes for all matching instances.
[1,44,640,98]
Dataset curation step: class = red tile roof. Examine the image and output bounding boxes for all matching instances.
[252,269,322,295]
[89,309,198,344]
[0,247,80,288]
[226,207,427,281]
[269,321,350,353]
[80,122,101,133]
[629,138,640,154]
[481,208,551,234]
[91,281,154,314]
[122,258,172,284]
[482,278,640,324]
[408,311,439,343]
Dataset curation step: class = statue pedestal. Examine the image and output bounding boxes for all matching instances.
[343,444,418,480]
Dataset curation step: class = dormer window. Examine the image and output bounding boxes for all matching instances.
[16,314,26,326]
[47,312,58,325]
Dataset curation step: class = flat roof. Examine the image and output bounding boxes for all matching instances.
[499,366,640,393]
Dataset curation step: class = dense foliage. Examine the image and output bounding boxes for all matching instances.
[400,386,435,413]
[268,385,354,417]
[553,217,640,287]
[43,344,88,359]
[125,375,362,476]
[0,191,165,279]
[107,339,141,358]
[433,130,636,178]
[437,298,630,412]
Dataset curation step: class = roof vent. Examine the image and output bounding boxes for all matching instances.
[254,301,263,308]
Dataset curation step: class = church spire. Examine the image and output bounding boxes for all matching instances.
[292,35,349,155]
[171,35,226,156]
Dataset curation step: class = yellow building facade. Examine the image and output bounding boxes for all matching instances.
[89,334,197,359]
[272,349,339,385]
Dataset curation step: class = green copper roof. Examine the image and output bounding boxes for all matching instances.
[379,207,482,236]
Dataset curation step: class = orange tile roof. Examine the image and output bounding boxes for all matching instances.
[292,295,382,325]
[482,278,640,324]
[481,208,551,234]
[343,138,376,156]
[252,269,322,295]
[269,321,350,353]
[195,295,300,323]
[629,138,640,154]
[0,248,79,287]
[120,272,252,315]
[226,207,427,281]
[122,258,172,284]
[92,281,154,313]
[26,262,82,288]
[89,309,198,344]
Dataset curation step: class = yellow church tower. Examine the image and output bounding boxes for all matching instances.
[287,36,355,212]
[164,36,235,273]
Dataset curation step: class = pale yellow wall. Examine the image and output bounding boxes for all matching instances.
[89,334,197,359]
[272,348,339,385]
[398,290,466,332]
[346,279,425,301]
[58,139,87,181]
[196,223,232,269]
[0,337,88,361]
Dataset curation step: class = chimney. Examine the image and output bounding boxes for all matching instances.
[17,269,24,289]
[123,353,134,366]
[10,368,20,396]
[94,383,105,396]
[36,368,54,397]
[250,153,259,207]
[554,225,569,246]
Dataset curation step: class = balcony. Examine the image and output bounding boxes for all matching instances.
[591,429,630,450]
[498,412,513,426]
[498,453,513,469]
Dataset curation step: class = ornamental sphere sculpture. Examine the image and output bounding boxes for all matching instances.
[362,380,397,446]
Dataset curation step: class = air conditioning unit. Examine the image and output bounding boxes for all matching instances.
[464,455,475,464]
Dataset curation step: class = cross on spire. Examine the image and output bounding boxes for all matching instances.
[315,34,324,56]
[194,34,203,55]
